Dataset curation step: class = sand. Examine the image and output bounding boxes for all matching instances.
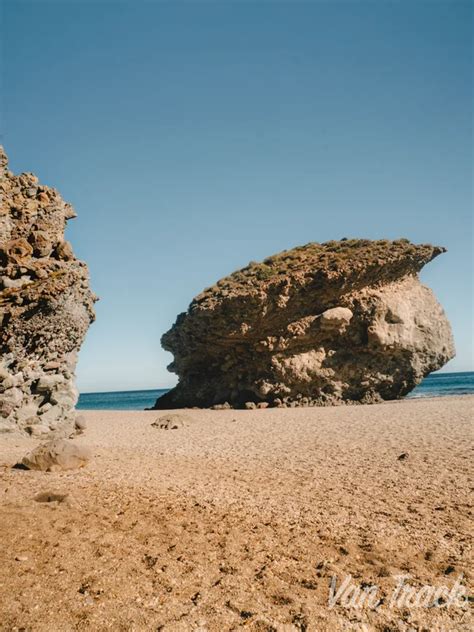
[0,396,472,631]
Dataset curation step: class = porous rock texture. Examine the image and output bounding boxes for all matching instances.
[0,146,96,435]
[154,239,455,409]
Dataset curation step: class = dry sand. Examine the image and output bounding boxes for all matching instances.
[0,396,472,631]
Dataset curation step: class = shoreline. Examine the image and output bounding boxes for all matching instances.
[76,373,474,412]
[75,391,474,413]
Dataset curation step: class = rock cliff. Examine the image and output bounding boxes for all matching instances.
[0,146,96,435]
[154,239,454,409]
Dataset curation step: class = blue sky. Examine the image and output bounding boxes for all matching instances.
[2,0,472,392]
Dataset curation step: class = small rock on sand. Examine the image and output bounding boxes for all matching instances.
[34,491,70,504]
[19,439,91,471]
[74,415,87,431]
[151,414,189,430]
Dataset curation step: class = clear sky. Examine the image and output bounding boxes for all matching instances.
[2,0,472,392]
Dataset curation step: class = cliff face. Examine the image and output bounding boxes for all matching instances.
[154,239,455,409]
[0,147,96,435]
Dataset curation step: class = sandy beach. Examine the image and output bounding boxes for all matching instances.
[0,396,472,631]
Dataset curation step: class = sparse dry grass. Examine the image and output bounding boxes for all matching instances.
[196,238,443,302]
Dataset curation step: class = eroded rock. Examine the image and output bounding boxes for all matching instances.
[151,414,189,430]
[0,146,96,435]
[154,239,455,409]
[20,438,91,471]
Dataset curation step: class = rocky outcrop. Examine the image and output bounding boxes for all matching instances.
[154,239,455,409]
[0,146,96,435]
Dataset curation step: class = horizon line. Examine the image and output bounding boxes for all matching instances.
[78,370,474,396]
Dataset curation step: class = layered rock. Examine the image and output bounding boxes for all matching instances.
[154,239,454,409]
[0,146,96,435]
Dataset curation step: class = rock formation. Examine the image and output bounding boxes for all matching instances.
[154,239,454,409]
[0,146,96,435]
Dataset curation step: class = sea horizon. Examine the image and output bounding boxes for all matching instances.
[77,370,474,410]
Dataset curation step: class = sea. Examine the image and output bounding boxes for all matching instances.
[77,371,474,411]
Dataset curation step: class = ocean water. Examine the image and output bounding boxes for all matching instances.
[77,389,169,411]
[77,372,474,411]
[408,371,474,399]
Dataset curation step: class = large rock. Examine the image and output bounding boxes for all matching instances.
[0,146,96,435]
[154,239,455,409]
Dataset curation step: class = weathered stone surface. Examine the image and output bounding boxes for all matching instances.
[0,146,96,435]
[20,438,91,471]
[154,239,455,409]
[25,423,50,437]
[0,419,15,433]
[151,414,189,430]
[74,415,87,431]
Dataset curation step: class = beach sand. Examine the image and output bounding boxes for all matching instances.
[0,396,472,631]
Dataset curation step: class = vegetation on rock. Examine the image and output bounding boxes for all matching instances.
[155,238,454,409]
